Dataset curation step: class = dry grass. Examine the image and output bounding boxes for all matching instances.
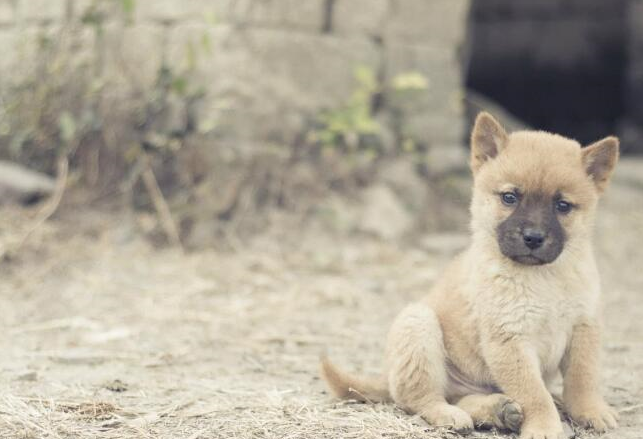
[1,161,643,439]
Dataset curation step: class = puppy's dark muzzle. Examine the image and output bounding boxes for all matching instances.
[495,192,567,266]
[497,222,565,266]
[522,228,545,250]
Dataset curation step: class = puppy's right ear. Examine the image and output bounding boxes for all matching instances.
[582,136,619,193]
[470,112,508,174]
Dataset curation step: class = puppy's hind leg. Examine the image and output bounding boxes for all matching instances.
[456,393,523,432]
[386,303,473,432]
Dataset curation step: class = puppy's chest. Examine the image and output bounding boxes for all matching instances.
[482,277,588,370]
[489,284,580,333]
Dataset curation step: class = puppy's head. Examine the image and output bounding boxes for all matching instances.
[469,112,618,266]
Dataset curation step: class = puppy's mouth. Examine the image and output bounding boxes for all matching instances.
[509,254,548,266]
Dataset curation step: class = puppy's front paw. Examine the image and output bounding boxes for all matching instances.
[519,421,566,439]
[566,398,618,432]
[423,403,473,433]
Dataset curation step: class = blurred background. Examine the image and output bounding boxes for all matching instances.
[0,0,640,246]
[0,1,641,438]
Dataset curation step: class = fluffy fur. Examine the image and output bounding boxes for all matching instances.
[321,112,619,439]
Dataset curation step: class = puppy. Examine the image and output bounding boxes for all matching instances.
[321,112,619,439]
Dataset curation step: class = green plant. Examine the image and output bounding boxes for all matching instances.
[310,67,429,158]
[312,66,381,153]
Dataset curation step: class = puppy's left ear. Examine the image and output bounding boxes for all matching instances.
[582,136,619,193]
[470,112,508,174]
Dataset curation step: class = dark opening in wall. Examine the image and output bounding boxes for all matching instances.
[465,0,628,146]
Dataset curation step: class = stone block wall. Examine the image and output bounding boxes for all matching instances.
[0,0,471,157]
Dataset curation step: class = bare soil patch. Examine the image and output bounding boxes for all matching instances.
[1,161,642,439]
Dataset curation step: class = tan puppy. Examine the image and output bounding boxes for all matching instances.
[322,112,620,439]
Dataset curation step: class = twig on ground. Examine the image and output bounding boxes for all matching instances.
[140,153,183,250]
[10,316,98,334]
[620,403,643,414]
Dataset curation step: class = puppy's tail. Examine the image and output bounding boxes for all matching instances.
[320,355,390,403]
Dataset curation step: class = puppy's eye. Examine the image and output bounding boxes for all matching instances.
[501,192,518,206]
[555,200,572,214]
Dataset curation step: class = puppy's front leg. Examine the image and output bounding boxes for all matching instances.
[561,320,618,431]
[485,340,564,439]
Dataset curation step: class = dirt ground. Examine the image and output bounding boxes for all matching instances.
[1,160,642,439]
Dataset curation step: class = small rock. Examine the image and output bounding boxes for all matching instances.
[0,161,55,205]
[104,379,128,393]
[358,184,413,240]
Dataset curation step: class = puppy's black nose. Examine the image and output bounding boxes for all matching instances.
[523,229,545,249]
